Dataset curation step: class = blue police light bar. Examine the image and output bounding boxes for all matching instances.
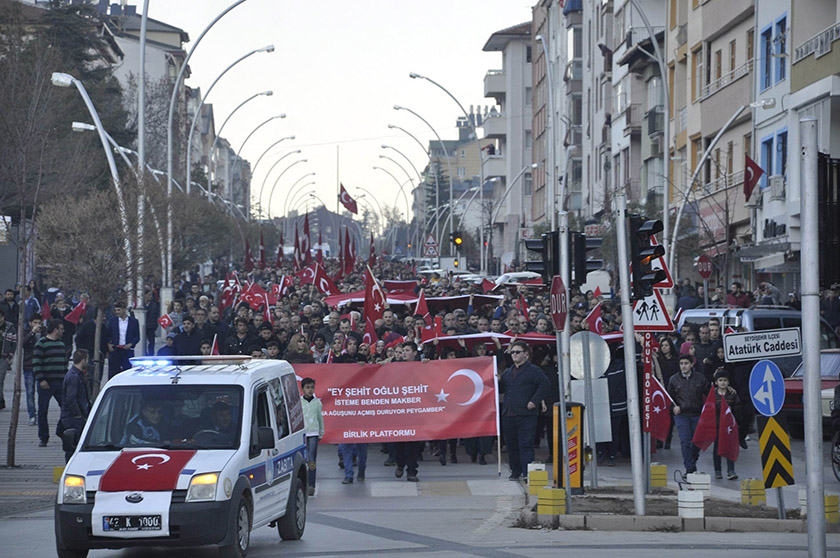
[129,356,252,367]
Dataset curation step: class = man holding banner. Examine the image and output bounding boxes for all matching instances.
[498,340,550,481]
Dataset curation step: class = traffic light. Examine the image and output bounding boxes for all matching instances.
[454,258,459,268]
[449,231,463,247]
[571,232,603,287]
[628,216,666,301]
[525,230,559,284]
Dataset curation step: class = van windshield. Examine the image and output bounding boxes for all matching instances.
[82,385,244,451]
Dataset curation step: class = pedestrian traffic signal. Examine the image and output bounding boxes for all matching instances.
[524,230,559,284]
[449,231,463,246]
[628,216,666,301]
[571,232,603,287]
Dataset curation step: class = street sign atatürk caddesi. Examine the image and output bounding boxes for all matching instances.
[550,276,568,331]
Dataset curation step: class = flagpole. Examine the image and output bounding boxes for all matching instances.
[336,145,340,213]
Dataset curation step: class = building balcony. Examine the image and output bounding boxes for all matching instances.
[624,103,641,136]
[625,26,665,50]
[482,113,506,139]
[646,107,664,137]
[698,59,752,102]
[484,70,505,100]
[483,154,506,179]
[794,21,840,63]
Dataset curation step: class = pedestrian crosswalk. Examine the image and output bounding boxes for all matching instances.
[333,479,525,498]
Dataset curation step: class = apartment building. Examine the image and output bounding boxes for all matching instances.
[482,22,534,269]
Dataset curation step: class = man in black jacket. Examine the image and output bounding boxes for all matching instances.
[667,354,710,473]
[174,315,202,356]
[499,340,550,480]
[59,349,90,462]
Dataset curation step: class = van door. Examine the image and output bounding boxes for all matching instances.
[264,377,301,518]
[245,384,283,526]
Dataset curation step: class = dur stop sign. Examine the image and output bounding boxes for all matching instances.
[550,276,568,331]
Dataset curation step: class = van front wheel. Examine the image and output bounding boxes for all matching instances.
[220,496,251,558]
[277,476,306,540]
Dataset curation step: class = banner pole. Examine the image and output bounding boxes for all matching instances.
[494,356,501,478]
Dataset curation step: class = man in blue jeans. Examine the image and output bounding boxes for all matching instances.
[33,319,67,446]
[22,313,44,425]
[498,340,550,481]
[338,443,367,484]
[667,354,710,473]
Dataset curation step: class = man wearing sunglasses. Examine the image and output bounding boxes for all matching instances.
[498,340,550,481]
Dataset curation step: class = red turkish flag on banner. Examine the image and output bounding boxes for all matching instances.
[718,394,740,462]
[292,357,498,443]
[415,289,431,324]
[363,265,386,324]
[243,240,254,272]
[302,213,312,264]
[157,313,173,330]
[369,232,376,267]
[585,303,603,334]
[692,387,718,451]
[99,450,197,492]
[258,232,267,269]
[744,155,764,203]
[339,183,358,214]
[316,232,323,264]
[312,263,339,296]
[211,334,220,356]
[646,374,674,442]
[295,264,317,285]
[64,300,87,325]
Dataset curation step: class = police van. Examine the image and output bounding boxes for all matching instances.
[55,356,308,558]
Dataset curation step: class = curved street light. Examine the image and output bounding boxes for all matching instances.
[281,172,318,218]
[251,135,295,177]
[372,165,411,218]
[382,144,423,184]
[409,71,486,273]
[258,149,302,210]
[285,182,318,221]
[490,163,540,225]
[165,0,250,289]
[184,43,274,193]
[231,113,285,171]
[206,89,273,196]
[267,159,307,219]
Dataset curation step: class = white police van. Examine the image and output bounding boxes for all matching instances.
[55,356,308,558]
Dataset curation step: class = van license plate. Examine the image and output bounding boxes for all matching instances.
[103,515,162,531]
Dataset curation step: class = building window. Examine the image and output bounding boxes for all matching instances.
[729,39,736,72]
[457,167,465,177]
[727,140,734,175]
[525,129,533,149]
[525,86,532,106]
[775,16,786,83]
[761,136,773,189]
[669,0,677,29]
[526,46,532,63]
[776,130,787,176]
[714,50,722,80]
[648,76,663,109]
[692,47,703,101]
[747,28,754,62]
[460,149,465,159]
[524,173,532,196]
[760,26,772,90]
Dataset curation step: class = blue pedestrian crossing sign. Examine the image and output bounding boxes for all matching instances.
[749,360,785,417]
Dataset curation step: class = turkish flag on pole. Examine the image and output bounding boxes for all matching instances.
[585,302,603,334]
[718,395,740,462]
[646,374,674,441]
[295,264,317,285]
[275,243,284,268]
[369,232,376,267]
[692,387,718,451]
[157,313,173,330]
[312,263,339,296]
[211,334,220,356]
[258,232,266,269]
[293,228,302,270]
[292,358,498,444]
[518,294,529,322]
[343,230,354,276]
[263,292,273,325]
[363,265,386,324]
[243,240,254,272]
[339,183,358,214]
[415,288,431,323]
[744,155,765,203]
[302,213,312,264]
[481,278,496,293]
[362,318,378,346]
[316,231,323,264]
[64,300,87,325]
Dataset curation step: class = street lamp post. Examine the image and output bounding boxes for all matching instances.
[279,172,317,221]
[267,159,308,219]
[259,150,302,213]
[372,166,411,218]
[382,145,423,184]
[409,72,486,273]
[52,72,134,302]
[393,105,455,259]
[205,90,273,198]
[165,0,250,297]
[184,44,274,194]
[251,136,295,178]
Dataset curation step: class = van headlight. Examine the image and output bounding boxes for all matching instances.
[186,473,219,502]
[63,475,86,504]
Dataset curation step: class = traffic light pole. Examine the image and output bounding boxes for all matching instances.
[615,192,645,515]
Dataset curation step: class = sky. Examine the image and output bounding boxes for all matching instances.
[146,0,534,222]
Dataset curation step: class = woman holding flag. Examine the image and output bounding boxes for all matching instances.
[692,367,741,480]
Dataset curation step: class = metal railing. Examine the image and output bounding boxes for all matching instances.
[626,26,665,50]
[625,103,642,135]
[793,21,840,63]
[699,59,753,101]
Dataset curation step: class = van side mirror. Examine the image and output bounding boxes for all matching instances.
[257,427,275,450]
[61,428,78,452]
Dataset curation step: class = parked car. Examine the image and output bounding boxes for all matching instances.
[676,307,840,377]
[782,349,840,437]
[494,271,542,287]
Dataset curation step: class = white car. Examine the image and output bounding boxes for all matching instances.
[493,271,542,286]
[55,356,308,558]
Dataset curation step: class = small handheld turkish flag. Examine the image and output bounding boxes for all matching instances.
[718,394,740,462]
[157,314,173,329]
[646,375,674,442]
[692,387,718,451]
[744,155,764,203]
[585,302,603,334]
[64,300,87,325]
[339,183,358,214]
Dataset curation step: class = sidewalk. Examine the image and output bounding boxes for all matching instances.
[0,380,65,517]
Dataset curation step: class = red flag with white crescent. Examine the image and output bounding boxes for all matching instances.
[692,387,718,451]
[363,265,386,324]
[415,289,431,324]
[99,450,197,492]
[211,334,220,356]
[295,264,317,285]
[363,318,378,346]
[585,302,603,334]
[718,394,740,462]
[339,183,358,214]
[64,300,87,325]
[343,230,354,276]
[313,263,339,296]
[744,155,764,203]
[302,213,312,264]
[369,232,376,267]
[293,228,302,270]
[292,358,498,443]
[243,240,254,272]
[157,313,173,330]
[645,374,674,442]
[316,231,323,264]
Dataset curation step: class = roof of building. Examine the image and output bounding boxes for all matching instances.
[117,14,189,43]
[483,21,531,52]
